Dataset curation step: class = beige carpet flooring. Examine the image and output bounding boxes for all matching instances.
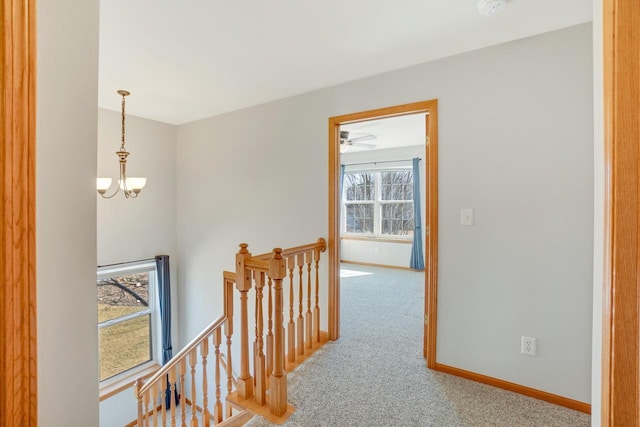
[246,264,591,427]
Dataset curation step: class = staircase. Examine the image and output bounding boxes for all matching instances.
[134,238,328,426]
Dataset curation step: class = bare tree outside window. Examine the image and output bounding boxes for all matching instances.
[344,172,375,234]
[343,169,414,237]
[97,271,153,381]
[381,171,414,236]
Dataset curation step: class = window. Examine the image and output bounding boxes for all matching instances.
[343,169,414,238]
[97,260,160,383]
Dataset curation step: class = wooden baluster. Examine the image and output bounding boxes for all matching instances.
[235,243,254,400]
[266,277,274,376]
[252,274,257,390]
[287,256,296,362]
[169,367,177,427]
[214,328,224,423]
[143,387,150,427]
[224,278,234,419]
[305,251,313,349]
[135,378,144,427]
[189,348,198,427]
[151,382,159,427]
[254,272,267,405]
[179,358,187,427]
[296,254,305,356]
[161,374,168,427]
[314,246,321,343]
[201,337,211,427]
[269,248,288,416]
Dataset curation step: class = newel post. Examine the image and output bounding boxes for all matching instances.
[269,248,288,416]
[235,243,254,400]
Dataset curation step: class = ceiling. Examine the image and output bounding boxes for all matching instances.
[341,114,426,153]
[99,1,592,125]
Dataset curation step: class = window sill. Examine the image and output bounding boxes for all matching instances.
[99,361,161,401]
[341,235,413,244]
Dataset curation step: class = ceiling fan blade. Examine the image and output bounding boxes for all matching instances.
[352,142,377,148]
[348,134,377,143]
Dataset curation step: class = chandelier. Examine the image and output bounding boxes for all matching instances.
[96,90,147,198]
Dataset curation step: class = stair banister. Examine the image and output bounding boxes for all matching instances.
[138,315,227,397]
[135,238,327,426]
[252,238,327,260]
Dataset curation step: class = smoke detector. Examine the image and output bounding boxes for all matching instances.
[478,0,507,16]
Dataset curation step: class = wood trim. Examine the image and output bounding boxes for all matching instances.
[125,399,254,426]
[340,235,413,244]
[434,363,591,414]
[340,260,417,271]
[227,391,295,424]
[424,105,438,369]
[184,398,204,413]
[601,0,640,425]
[0,1,37,426]
[328,100,439,360]
[328,117,341,341]
[99,363,161,401]
[123,405,164,427]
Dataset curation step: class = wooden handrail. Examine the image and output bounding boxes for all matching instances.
[136,239,327,426]
[244,258,269,272]
[138,315,226,396]
[139,271,238,396]
[253,238,326,260]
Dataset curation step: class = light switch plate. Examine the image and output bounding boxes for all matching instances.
[461,208,474,226]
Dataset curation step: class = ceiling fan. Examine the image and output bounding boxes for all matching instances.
[340,130,377,152]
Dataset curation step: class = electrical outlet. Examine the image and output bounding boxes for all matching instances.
[521,336,537,356]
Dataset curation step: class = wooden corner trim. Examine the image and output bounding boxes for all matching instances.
[1,0,38,426]
[601,0,640,425]
[434,363,590,414]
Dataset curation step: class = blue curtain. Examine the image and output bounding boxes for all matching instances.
[155,255,177,406]
[340,164,345,199]
[410,158,425,270]
[156,255,173,364]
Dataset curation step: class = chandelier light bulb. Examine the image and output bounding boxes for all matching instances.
[119,177,147,192]
[96,178,113,194]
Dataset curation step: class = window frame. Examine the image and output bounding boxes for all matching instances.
[342,167,415,240]
[97,260,162,396]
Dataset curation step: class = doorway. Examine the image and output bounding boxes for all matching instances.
[328,100,438,366]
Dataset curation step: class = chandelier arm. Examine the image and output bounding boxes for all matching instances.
[98,185,121,199]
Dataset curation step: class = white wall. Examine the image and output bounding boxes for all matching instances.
[340,145,426,268]
[591,0,604,424]
[36,0,100,425]
[177,23,593,403]
[97,109,178,427]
